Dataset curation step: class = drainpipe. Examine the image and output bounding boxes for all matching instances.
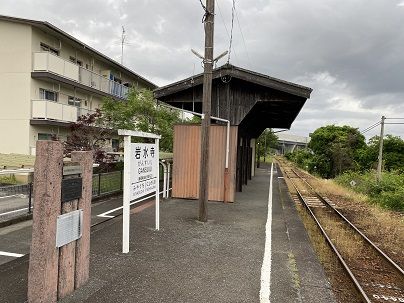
[160,161,168,198]
[166,161,171,198]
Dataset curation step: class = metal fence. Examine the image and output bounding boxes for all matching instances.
[0,165,171,218]
[0,184,30,197]
[92,170,123,198]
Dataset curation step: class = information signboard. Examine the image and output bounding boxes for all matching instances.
[130,143,158,200]
[118,129,161,254]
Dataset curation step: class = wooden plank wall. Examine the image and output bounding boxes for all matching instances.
[172,124,238,202]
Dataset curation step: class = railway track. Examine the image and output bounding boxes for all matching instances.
[280,164,404,303]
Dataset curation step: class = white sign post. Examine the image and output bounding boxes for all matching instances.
[118,129,161,254]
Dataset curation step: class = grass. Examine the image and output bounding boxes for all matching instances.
[0,153,36,168]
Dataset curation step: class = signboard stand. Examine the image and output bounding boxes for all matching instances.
[119,129,161,254]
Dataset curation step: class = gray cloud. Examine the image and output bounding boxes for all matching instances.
[1,0,403,138]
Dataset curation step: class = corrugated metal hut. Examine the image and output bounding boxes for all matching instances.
[154,64,312,202]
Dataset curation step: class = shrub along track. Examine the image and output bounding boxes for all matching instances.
[279,162,404,303]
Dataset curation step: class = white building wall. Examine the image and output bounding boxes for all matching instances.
[1,18,153,155]
[0,20,32,154]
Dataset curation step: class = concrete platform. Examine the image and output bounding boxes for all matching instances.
[0,164,335,302]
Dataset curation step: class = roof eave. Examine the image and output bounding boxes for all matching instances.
[154,64,312,100]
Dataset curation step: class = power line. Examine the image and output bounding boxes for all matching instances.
[216,0,239,64]
[227,0,235,64]
[234,5,253,69]
[361,121,381,134]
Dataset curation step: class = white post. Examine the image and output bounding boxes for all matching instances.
[225,121,230,169]
[155,138,160,230]
[122,135,131,254]
[251,139,256,177]
[161,161,167,199]
[167,162,171,198]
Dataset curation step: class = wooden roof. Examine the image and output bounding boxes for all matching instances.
[154,64,312,138]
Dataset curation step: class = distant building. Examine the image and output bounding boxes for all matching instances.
[276,133,310,154]
[0,15,156,155]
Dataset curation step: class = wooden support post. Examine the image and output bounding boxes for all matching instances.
[199,0,215,222]
[376,116,385,182]
[28,141,63,303]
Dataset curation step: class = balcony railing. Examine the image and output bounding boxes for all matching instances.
[33,52,130,99]
[31,100,95,123]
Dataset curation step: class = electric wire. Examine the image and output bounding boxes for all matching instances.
[227,0,236,64]
[216,0,239,65]
[360,121,381,134]
[361,121,380,133]
[235,6,253,69]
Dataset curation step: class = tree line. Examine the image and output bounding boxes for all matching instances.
[286,125,404,178]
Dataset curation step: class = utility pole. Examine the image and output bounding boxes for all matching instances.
[377,115,386,182]
[264,131,267,163]
[121,26,126,65]
[198,0,215,222]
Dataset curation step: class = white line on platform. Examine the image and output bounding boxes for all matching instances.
[260,162,274,303]
[0,207,29,217]
[97,189,170,218]
[0,251,24,258]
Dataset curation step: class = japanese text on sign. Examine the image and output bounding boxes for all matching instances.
[130,143,157,200]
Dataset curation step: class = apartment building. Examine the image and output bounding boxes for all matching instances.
[0,15,156,155]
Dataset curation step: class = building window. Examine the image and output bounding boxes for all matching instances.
[112,139,120,152]
[40,43,59,56]
[38,133,53,140]
[68,96,82,107]
[69,56,83,66]
[39,88,58,102]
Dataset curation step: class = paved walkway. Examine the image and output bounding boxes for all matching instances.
[0,165,335,302]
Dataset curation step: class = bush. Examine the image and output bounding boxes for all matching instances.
[0,175,17,185]
[335,170,404,211]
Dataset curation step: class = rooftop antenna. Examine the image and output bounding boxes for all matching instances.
[121,26,126,65]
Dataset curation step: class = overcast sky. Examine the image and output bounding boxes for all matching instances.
[2,0,404,139]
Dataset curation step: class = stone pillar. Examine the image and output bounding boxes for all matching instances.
[72,151,93,288]
[28,144,93,302]
[28,141,63,303]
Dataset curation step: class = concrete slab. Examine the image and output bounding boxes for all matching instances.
[270,163,336,302]
[0,164,336,303]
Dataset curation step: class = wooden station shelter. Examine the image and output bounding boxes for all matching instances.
[154,64,312,202]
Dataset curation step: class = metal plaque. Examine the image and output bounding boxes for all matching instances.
[56,209,83,248]
[63,163,82,176]
[61,177,83,202]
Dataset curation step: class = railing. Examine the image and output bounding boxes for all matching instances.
[31,100,98,123]
[33,52,130,99]
[31,100,78,122]
[0,161,173,221]
[92,170,123,198]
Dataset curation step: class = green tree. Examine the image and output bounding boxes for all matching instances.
[308,125,366,178]
[256,129,278,162]
[365,135,404,172]
[101,88,181,152]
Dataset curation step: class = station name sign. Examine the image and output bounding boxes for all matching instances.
[130,143,158,200]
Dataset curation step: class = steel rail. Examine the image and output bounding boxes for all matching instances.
[291,168,404,277]
[284,171,372,303]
